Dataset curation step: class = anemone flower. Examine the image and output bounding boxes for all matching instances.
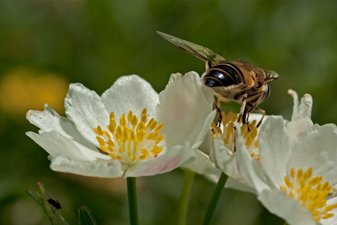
[210,90,314,193]
[236,116,337,225]
[26,72,215,178]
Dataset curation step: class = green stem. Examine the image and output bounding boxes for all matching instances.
[127,177,139,225]
[202,172,228,225]
[178,169,195,225]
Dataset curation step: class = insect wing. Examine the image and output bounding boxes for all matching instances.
[157,31,226,65]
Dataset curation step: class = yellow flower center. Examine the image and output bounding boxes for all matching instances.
[93,108,165,165]
[280,167,337,222]
[211,111,259,160]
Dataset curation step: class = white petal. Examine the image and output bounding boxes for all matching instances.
[288,89,299,121]
[235,125,271,193]
[257,190,316,225]
[183,149,221,183]
[123,142,196,177]
[288,124,337,185]
[211,138,243,181]
[101,75,159,119]
[298,93,313,119]
[156,71,215,149]
[288,89,313,121]
[168,72,183,83]
[64,83,109,145]
[259,116,291,187]
[286,117,313,145]
[26,131,111,161]
[50,156,122,178]
[26,104,96,151]
[225,177,257,194]
[248,113,264,125]
[27,131,87,161]
[198,129,212,155]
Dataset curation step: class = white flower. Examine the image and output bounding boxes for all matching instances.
[235,114,337,224]
[26,72,215,178]
[209,90,314,193]
[167,72,222,183]
[286,89,313,145]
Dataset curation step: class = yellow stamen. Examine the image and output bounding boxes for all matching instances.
[110,112,115,119]
[108,118,116,133]
[131,115,138,127]
[127,111,133,122]
[290,168,295,179]
[93,108,165,165]
[96,136,105,146]
[280,167,335,222]
[94,125,103,136]
[211,111,259,160]
[120,114,126,127]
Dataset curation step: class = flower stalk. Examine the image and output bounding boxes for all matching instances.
[178,169,195,225]
[202,172,228,225]
[127,177,139,225]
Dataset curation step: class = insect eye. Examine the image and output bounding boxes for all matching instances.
[261,84,270,102]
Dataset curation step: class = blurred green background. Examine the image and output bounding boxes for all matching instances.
[1,0,337,224]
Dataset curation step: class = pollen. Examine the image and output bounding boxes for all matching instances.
[94,108,165,165]
[211,111,259,159]
[280,167,337,222]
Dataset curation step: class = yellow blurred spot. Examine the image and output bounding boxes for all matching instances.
[0,67,68,118]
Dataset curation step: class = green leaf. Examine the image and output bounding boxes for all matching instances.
[27,182,69,225]
[78,206,96,225]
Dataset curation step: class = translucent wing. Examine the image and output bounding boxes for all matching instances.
[157,31,226,65]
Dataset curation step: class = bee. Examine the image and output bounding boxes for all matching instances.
[157,31,279,127]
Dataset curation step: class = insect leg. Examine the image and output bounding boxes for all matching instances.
[237,97,247,124]
[254,107,265,128]
[232,125,237,152]
[246,91,266,127]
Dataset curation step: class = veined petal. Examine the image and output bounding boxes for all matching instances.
[183,149,221,183]
[259,116,291,188]
[26,131,111,161]
[50,156,122,178]
[123,141,196,178]
[65,83,109,145]
[156,71,215,149]
[235,125,270,193]
[258,189,316,225]
[27,131,87,161]
[211,138,242,180]
[286,117,313,146]
[26,104,96,150]
[288,124,337,185]
[101,75,159,119]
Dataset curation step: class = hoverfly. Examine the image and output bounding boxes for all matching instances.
[157,31,279,127]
